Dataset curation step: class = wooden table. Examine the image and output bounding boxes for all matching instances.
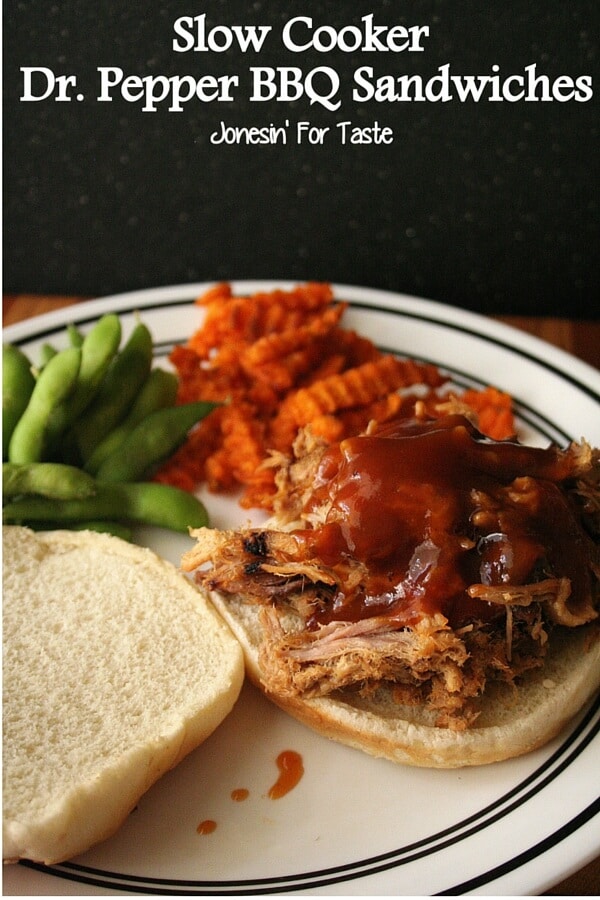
[3,294,600,894]
[3,293,599,371]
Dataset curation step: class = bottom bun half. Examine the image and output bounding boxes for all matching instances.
[207,591,600,768]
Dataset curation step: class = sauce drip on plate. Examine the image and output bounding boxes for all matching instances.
[268,750,304,799]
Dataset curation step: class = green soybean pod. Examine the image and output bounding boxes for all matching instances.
[69,520,133,541]
[7,346,81,465]
[84,367,178,475]
[118,482,209,531]
[46,313,122,444]
[3,344,36,460]
[67,323,84,348]
[38,343,58,368]
[95,400,219,483]
[3,481,209,533]
[70,320,153,463]
[2,462,97,500]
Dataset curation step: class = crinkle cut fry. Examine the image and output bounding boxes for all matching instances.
[195,282,233,306]
[245,329,368,394]
[169,346,249,406]
[303,353,347,385]
[241,303,347,367]
[308,393,411,444]
[219,403,269,483]
[243,343,329,393]
[337,391,407,435]
[157,283,516,510]
[188,283,335,356]
[196,403,278,502]
[299,328,383,387]
[276,354,445,429]
[460,386,515,441]
[328,328,384,369]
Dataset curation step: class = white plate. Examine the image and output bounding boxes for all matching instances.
[3,282,600,896]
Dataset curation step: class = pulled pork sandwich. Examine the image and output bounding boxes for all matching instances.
[182,411,600,767]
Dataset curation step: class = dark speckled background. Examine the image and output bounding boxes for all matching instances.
[3,1,599,316]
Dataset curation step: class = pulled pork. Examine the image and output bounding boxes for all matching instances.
[182,414,600,729]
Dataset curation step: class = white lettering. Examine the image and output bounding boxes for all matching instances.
[250,66,340,111]
[575,75,593,101]
[501,75,525,102]
[336,120,394,144]
[352,64,591,105]
[451,72,490,103]
[297,121,330,144]
[172,16,195,53]
[282,15,429,53]
[210,120,288,144]
[552,74,576,102]
[172,14,271,53]
[20,67,79,102]
[96,67,239,110]
[524,65,552,102]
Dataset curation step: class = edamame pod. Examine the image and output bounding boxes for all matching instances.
[3,462,97,500]
[67,323,84,348]
[3,344,35,460]
[3,481,209,533]
[69,321,153,463]
[84,367,178,474]
[39,344,58,368]
[46,313,122,444]
[95,400,219,483]
[7,347,81,465]
[69,520,133,541]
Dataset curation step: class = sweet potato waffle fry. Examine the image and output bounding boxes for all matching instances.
[154,283,515,509]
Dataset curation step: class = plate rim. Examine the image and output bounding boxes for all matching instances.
[4,280,599,392]
[3,281,599,895]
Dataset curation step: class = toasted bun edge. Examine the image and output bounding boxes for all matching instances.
[206,590,600,768]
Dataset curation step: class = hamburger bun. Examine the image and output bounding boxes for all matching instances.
[181,415,600,769]
[2,525,244,865]
[205,590,600,768]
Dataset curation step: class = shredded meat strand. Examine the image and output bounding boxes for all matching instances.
[184,424,599,729]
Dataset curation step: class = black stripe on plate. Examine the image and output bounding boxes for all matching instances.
[20,696,599,894]
[12,296,592,446]
[10,294,600,893]
[10,295,598,405]
[439,796,600,895]
[375,341,573,446]
[347,300,600,405]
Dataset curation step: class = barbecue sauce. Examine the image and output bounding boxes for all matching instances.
[268,750,304,799]
[301,415,591,629]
